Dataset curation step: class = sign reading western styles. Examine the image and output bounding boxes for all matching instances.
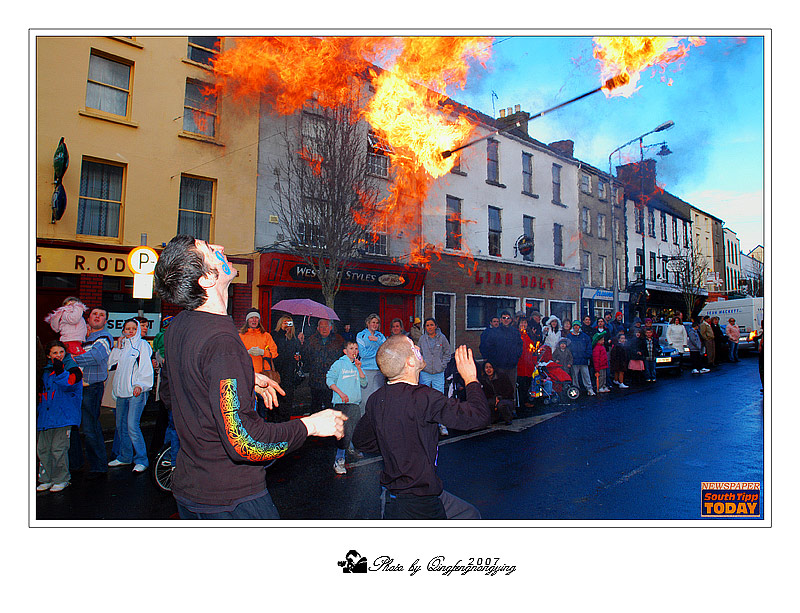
[290,264,409,289]
[475,270,556,290]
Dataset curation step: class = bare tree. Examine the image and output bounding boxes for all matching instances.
[669,243,711,318]
[271,93,383,308]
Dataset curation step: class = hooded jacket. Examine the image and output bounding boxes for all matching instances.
[666,323,688,350]
[108,321,154,398]
[567,329,593,365]
[418,328,452,375]
[542,316,564,352]
[479,322,523,369]
[37,353,83,431]
[44,301,88,343]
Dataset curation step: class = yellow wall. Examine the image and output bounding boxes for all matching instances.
[36,36,260,296]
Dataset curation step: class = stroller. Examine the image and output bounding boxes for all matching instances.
[529,361,580,405]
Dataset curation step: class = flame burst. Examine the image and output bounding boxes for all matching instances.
[593,36,706,97]
[210,36,491,268]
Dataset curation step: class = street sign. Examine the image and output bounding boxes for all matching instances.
[127,246,159,299]
[666,259,684,272]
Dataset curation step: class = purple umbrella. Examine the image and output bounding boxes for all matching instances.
[271,299,340,321]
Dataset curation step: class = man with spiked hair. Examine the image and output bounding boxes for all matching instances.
[352,334,490,520]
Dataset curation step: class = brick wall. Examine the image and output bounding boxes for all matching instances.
[78,273,103,308]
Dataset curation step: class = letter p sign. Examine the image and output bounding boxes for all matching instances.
[127,246,159,299]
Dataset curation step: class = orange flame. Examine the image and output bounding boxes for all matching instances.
[593,36,706,97]
[210,36,491,268]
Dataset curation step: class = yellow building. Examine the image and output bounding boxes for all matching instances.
[35,35,260,342]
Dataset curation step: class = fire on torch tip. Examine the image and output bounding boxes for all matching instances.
[441,150,453,159]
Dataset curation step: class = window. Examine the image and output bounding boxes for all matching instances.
[650,252,657,282]
[487,139,499,183]
[86,52,132,117]
[617,258,624,287]
[183,80,218,137]
[301,110,327,157]
[634,206,644,234]
[615,218,622,243]
[598,180,607,200]
[552,164,562,203]
[672,218,678,244]
[548,300,575,326]
[522,152,533,194]
[580,172,591,194]
[581,251,591,285]
[581,208,592,235]
[362,218,388,256]
[522,215,535,262]
[598,255,607,288]
[660,211,668,241]
[367,131,392,178]
[553,223,564,266]
[445,195,462,250]
[661,257,668,282]
[488,206,502,256]
[648,208,656,237]
[635,249,644,278]
[178,175,214,241]
[297,221,322,248]
[683,220,690,248]
[187,36,221,66]
[597,213,607,239]
[76,159,124,237]
[466,295,517,330]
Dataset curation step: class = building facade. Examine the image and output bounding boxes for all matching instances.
[36,35,261,344]
[420,108,582,351]
[690,206,725,294]
[723,227,742,294]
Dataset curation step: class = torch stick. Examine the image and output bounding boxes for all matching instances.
[441,73,629,159]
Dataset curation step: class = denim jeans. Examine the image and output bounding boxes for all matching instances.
[166,409,180,464]
[114,392,149,467]
[729,340,739,362]
[69,381,108,473]
[419,370,445,393]
[644,360,657,380]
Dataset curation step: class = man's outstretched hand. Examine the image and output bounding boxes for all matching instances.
[300,409,347,439]
[454,345,478,385]
[254,372,285,409]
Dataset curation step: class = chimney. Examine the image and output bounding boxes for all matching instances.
[616,159,658,201]
[548,139,574,158]
[496,105,530,137]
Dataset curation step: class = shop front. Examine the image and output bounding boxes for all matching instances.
[627,280,707,322]
[36,239,255,343]
[422,253,581,351]
[581,288,630,323]
[258,252,426,337]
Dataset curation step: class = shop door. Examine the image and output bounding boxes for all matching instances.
[381,294,412,336]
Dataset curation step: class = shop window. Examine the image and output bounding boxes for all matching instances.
[178,175,214,241]
[548,300,575,325]
[86,51,132,118]
[76,159,124,238]
[466,295,517,330]
[183,79,218,137]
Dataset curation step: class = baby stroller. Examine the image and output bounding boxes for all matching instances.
[529,362,580,405]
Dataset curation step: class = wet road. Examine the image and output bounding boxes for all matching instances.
[35,354,764,521]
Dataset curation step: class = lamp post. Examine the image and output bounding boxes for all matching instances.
[608,120,674,318]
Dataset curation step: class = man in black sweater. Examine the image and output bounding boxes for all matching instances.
[154,235,345,519]
[352,335,490,520]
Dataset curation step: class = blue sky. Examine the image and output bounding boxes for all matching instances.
[449,35,765,252]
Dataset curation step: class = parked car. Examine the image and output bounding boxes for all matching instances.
[649,322,685,373]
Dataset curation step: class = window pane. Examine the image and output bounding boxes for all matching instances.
[183,81,217,137]
[177,210,211,241]
[488,207,501,231]
[88,54,130,89]
[179,176,213,212]
[446,196,461,250]
[77,160,123,237]
[86,82,128,115]
[467,296,516,329]
[188,37,220,65]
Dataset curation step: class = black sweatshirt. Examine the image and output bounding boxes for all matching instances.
[161,310,308,506]
[352,380,490,496]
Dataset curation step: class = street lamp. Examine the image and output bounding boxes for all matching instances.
[608,120,674,318]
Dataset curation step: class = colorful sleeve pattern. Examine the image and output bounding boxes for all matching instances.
[219,378,288,461]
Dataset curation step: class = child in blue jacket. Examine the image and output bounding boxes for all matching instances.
[327,341,367,475]
[37,341,83,492]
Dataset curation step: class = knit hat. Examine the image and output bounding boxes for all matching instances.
[572,320,581,327]
[592,331,608,346]
[615,311,623,318]
[644,318,652,324]
[245,309,261,321]
[557,338,568,346]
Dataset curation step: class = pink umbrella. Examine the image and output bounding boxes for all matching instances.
[271,299,340,321]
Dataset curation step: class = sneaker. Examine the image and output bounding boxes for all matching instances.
[132,464,147,473]
[700,368,710,373]
[333,458,347,475]
[599,387,610,393]
[36,482,54,491]
[618,382,629,389]
[691,369,700,374]
[587,389,596,396]
[108,459,131,467]
[50,482,69,492]
[438,424,449,436]
[346,448,364,461]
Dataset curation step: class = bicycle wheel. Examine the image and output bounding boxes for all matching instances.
[153,445,174,492]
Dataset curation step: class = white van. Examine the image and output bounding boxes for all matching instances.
[699,297,764,351]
